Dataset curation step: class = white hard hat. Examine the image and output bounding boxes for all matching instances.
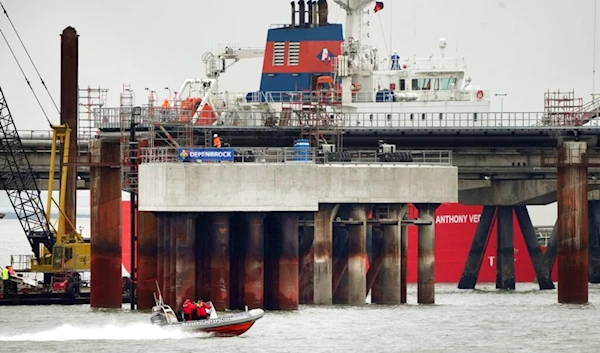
[393,49,399,53]
[213,134,218,137]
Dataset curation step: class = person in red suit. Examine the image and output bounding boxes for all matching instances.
[182,298,194,321]
[195,298,212,320]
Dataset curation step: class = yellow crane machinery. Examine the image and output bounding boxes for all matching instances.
[0,86,89,298]
[31,124,90,273]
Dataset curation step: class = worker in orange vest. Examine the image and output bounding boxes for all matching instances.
[161,99,170,108]
[213,134,222,148]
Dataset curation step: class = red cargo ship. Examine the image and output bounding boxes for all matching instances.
[121,202,557,284]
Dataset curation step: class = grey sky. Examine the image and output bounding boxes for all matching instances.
[0,0,597,225]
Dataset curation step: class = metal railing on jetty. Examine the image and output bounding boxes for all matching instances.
[139,147,453,165]
[94,107,600,130]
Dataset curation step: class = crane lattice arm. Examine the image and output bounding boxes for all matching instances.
[0,85,55,261]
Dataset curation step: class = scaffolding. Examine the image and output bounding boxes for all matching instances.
[77,86,108,163]
[542,90,583,126]
[119,84,137,192]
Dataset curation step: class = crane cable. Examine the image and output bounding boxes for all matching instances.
[0,1,60,125]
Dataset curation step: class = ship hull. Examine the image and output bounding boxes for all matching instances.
[121,202,558,284]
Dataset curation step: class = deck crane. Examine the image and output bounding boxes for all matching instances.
[175,45,265,125]
[0,86,89,277]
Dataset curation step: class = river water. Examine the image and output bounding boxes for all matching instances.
[1,215,598,352]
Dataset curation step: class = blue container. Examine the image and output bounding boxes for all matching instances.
[293,139,310,161]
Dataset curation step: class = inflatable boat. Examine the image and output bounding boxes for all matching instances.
[149,285,264,336]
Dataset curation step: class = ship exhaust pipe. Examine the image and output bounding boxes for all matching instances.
[317,0,328,26]
[291,1,296,28]
[298,0,305,28]
[307,1,313,27]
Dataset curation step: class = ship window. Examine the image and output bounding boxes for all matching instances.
[411,79,419,90]
[439,78,458,90]
[288,42,300,66]
[399,79,406,91]
[273,42,285,66]
[434,79,440,90]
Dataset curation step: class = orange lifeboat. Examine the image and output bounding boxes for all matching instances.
[177,97,217,125]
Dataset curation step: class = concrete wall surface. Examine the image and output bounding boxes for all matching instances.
[138,163,458,212]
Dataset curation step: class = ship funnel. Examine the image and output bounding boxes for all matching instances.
[291,1,296,28]
[312,1,318,27]
[298,0,305,28]
[317,0,328,26]
[307,1,313,27]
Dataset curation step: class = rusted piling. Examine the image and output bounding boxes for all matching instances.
[347,205,370,306]
[211,213,231,310]
[90,141,122,308]
[415,203,439,304]
[175,213,196,309]
[243,213,265,309]
[277,213,299,309]
[400,223,407,303]
[60,26,78,236]
[496,206,515,290]
[299,221,314,304]
[557,141,589,304]
[313,204,339,305]
[136,211,158,310]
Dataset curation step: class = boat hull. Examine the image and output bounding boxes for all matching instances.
[153,308,265,337]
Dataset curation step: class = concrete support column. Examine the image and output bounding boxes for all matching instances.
[346,205,370,306]
[243,213,265,309]
[380,205,406,304]
[400,222,408,304]
[90,141,122,308]
[313,203,339,305]
[557,141,589,304]
[137,211,158,310]
[175,213,197,309]
[299,222,314,304]
[278,213,300,310]
[168,218,177,306]
[415,203,439,304]
[211,213,231,310]
[369,225,384,302]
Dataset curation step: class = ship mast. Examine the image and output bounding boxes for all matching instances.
[333,0,373,103]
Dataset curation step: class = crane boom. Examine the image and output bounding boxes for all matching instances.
[0,85,55,261]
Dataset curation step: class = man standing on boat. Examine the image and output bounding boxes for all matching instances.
[195,298,212,320]
[1,266,9,294]
[182,298,194,321]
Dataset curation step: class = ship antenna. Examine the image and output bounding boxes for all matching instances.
[594,0,597,99]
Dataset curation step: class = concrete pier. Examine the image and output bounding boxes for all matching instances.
[557,141,589,304]
[400,222,408,304]
[90,141,122,308]
[415,203,439,304]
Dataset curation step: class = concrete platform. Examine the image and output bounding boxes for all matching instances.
[138,163,458,212]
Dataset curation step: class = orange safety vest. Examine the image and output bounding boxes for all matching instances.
[213,137,222,148]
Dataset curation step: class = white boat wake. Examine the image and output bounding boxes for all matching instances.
[0,322,209,341]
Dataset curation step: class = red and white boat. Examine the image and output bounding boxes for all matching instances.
[149,283,265,336]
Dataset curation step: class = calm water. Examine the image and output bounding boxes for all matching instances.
[1,217,599,352]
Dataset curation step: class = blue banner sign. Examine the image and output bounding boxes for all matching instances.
[178,148,234,162]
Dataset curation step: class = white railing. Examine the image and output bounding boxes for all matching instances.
[139,147,453,165]
[93,108,600,130]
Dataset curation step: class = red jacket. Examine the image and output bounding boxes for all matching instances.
[182,300,193,315]
[195,301,212,317]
